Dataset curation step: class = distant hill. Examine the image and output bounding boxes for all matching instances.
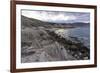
[69,22,90,27]
[50,22,90,27]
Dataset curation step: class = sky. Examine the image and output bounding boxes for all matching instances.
[22,10,90,23]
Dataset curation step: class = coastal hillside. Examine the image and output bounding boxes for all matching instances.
[21,15,52,28]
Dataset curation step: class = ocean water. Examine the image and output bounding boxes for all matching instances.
[55,26,90,48]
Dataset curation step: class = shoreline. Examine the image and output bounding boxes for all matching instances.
[46,30,90,60]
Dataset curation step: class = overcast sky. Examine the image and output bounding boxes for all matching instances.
[22,10,90,23]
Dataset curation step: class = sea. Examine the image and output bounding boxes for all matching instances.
[55,26,90,48]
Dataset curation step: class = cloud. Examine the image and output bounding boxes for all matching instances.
[51,14,76,21]
[22,10,89,23]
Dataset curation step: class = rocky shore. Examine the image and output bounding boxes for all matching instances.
[46,30,90,60]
